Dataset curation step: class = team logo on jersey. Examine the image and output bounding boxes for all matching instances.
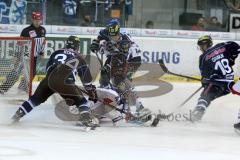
[206,48,226,60]
[29,30,37,37]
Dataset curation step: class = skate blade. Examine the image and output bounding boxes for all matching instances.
[76,122,98,131]
[234,128,240,135]
[151,117,160,127]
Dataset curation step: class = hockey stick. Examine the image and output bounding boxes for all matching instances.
[158,59,201,81]
[158,85,203,120]
[178,86,203,107]
[94,50,103,67]
[157,59,202,120]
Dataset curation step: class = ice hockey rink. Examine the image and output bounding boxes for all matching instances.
[1,82,240,160]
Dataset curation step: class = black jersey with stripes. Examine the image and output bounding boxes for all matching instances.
[20,24,46,57]
[199,41,240,82]
[20,24,46,38]
[46,48,92,84]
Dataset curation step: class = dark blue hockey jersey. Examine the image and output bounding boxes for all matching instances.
[199,41,240,82]
[46,48,92,84]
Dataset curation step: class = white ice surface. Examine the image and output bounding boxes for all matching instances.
[1,83,240,160]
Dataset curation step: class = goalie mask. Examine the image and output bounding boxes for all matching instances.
[66,36,80,51]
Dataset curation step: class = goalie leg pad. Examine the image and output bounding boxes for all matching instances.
[54,100,80,121]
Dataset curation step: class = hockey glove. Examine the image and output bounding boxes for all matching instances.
[84,84,98,102]
[106,42,119,53]
[90,39,100,53]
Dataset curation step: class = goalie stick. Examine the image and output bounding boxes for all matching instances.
[158,59,201,81]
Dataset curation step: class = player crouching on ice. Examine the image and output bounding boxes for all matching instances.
[11,36,99,129]
[191,35,240,122]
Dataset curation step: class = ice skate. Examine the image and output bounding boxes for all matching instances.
[76,111,99,130]
[190,106,206,122]
[234,122,240,135]
[129,107,156,126]
[11,108,26,124]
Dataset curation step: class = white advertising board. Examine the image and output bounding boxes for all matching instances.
[1,30,240,78]
[0,24,238,40]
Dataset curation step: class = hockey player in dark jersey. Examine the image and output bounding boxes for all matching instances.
[191,35,240,122]
[11,36,99,128]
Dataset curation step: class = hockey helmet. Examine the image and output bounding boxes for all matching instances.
[197,35,213,47]
[32,12,42,20]
[66,36,80,51]
[107,19,120,36]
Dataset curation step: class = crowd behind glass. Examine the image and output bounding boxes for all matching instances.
[1,0,240,32]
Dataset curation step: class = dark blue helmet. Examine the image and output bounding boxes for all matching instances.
[66,35,80,51]
[107,18,120,36]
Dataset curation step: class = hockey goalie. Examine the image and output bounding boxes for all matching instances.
[54,87,159,127]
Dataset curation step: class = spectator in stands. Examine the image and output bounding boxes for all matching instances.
[225,0,240,11]
[62,0,79,25]
[191,17,206,31]
[81,14,95,26]
[79,0,96,25]
[206,16,223,31]
[145,20,154,29]
[124,0,133,26]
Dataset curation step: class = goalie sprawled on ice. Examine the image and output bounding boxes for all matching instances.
[54,87,157,127]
